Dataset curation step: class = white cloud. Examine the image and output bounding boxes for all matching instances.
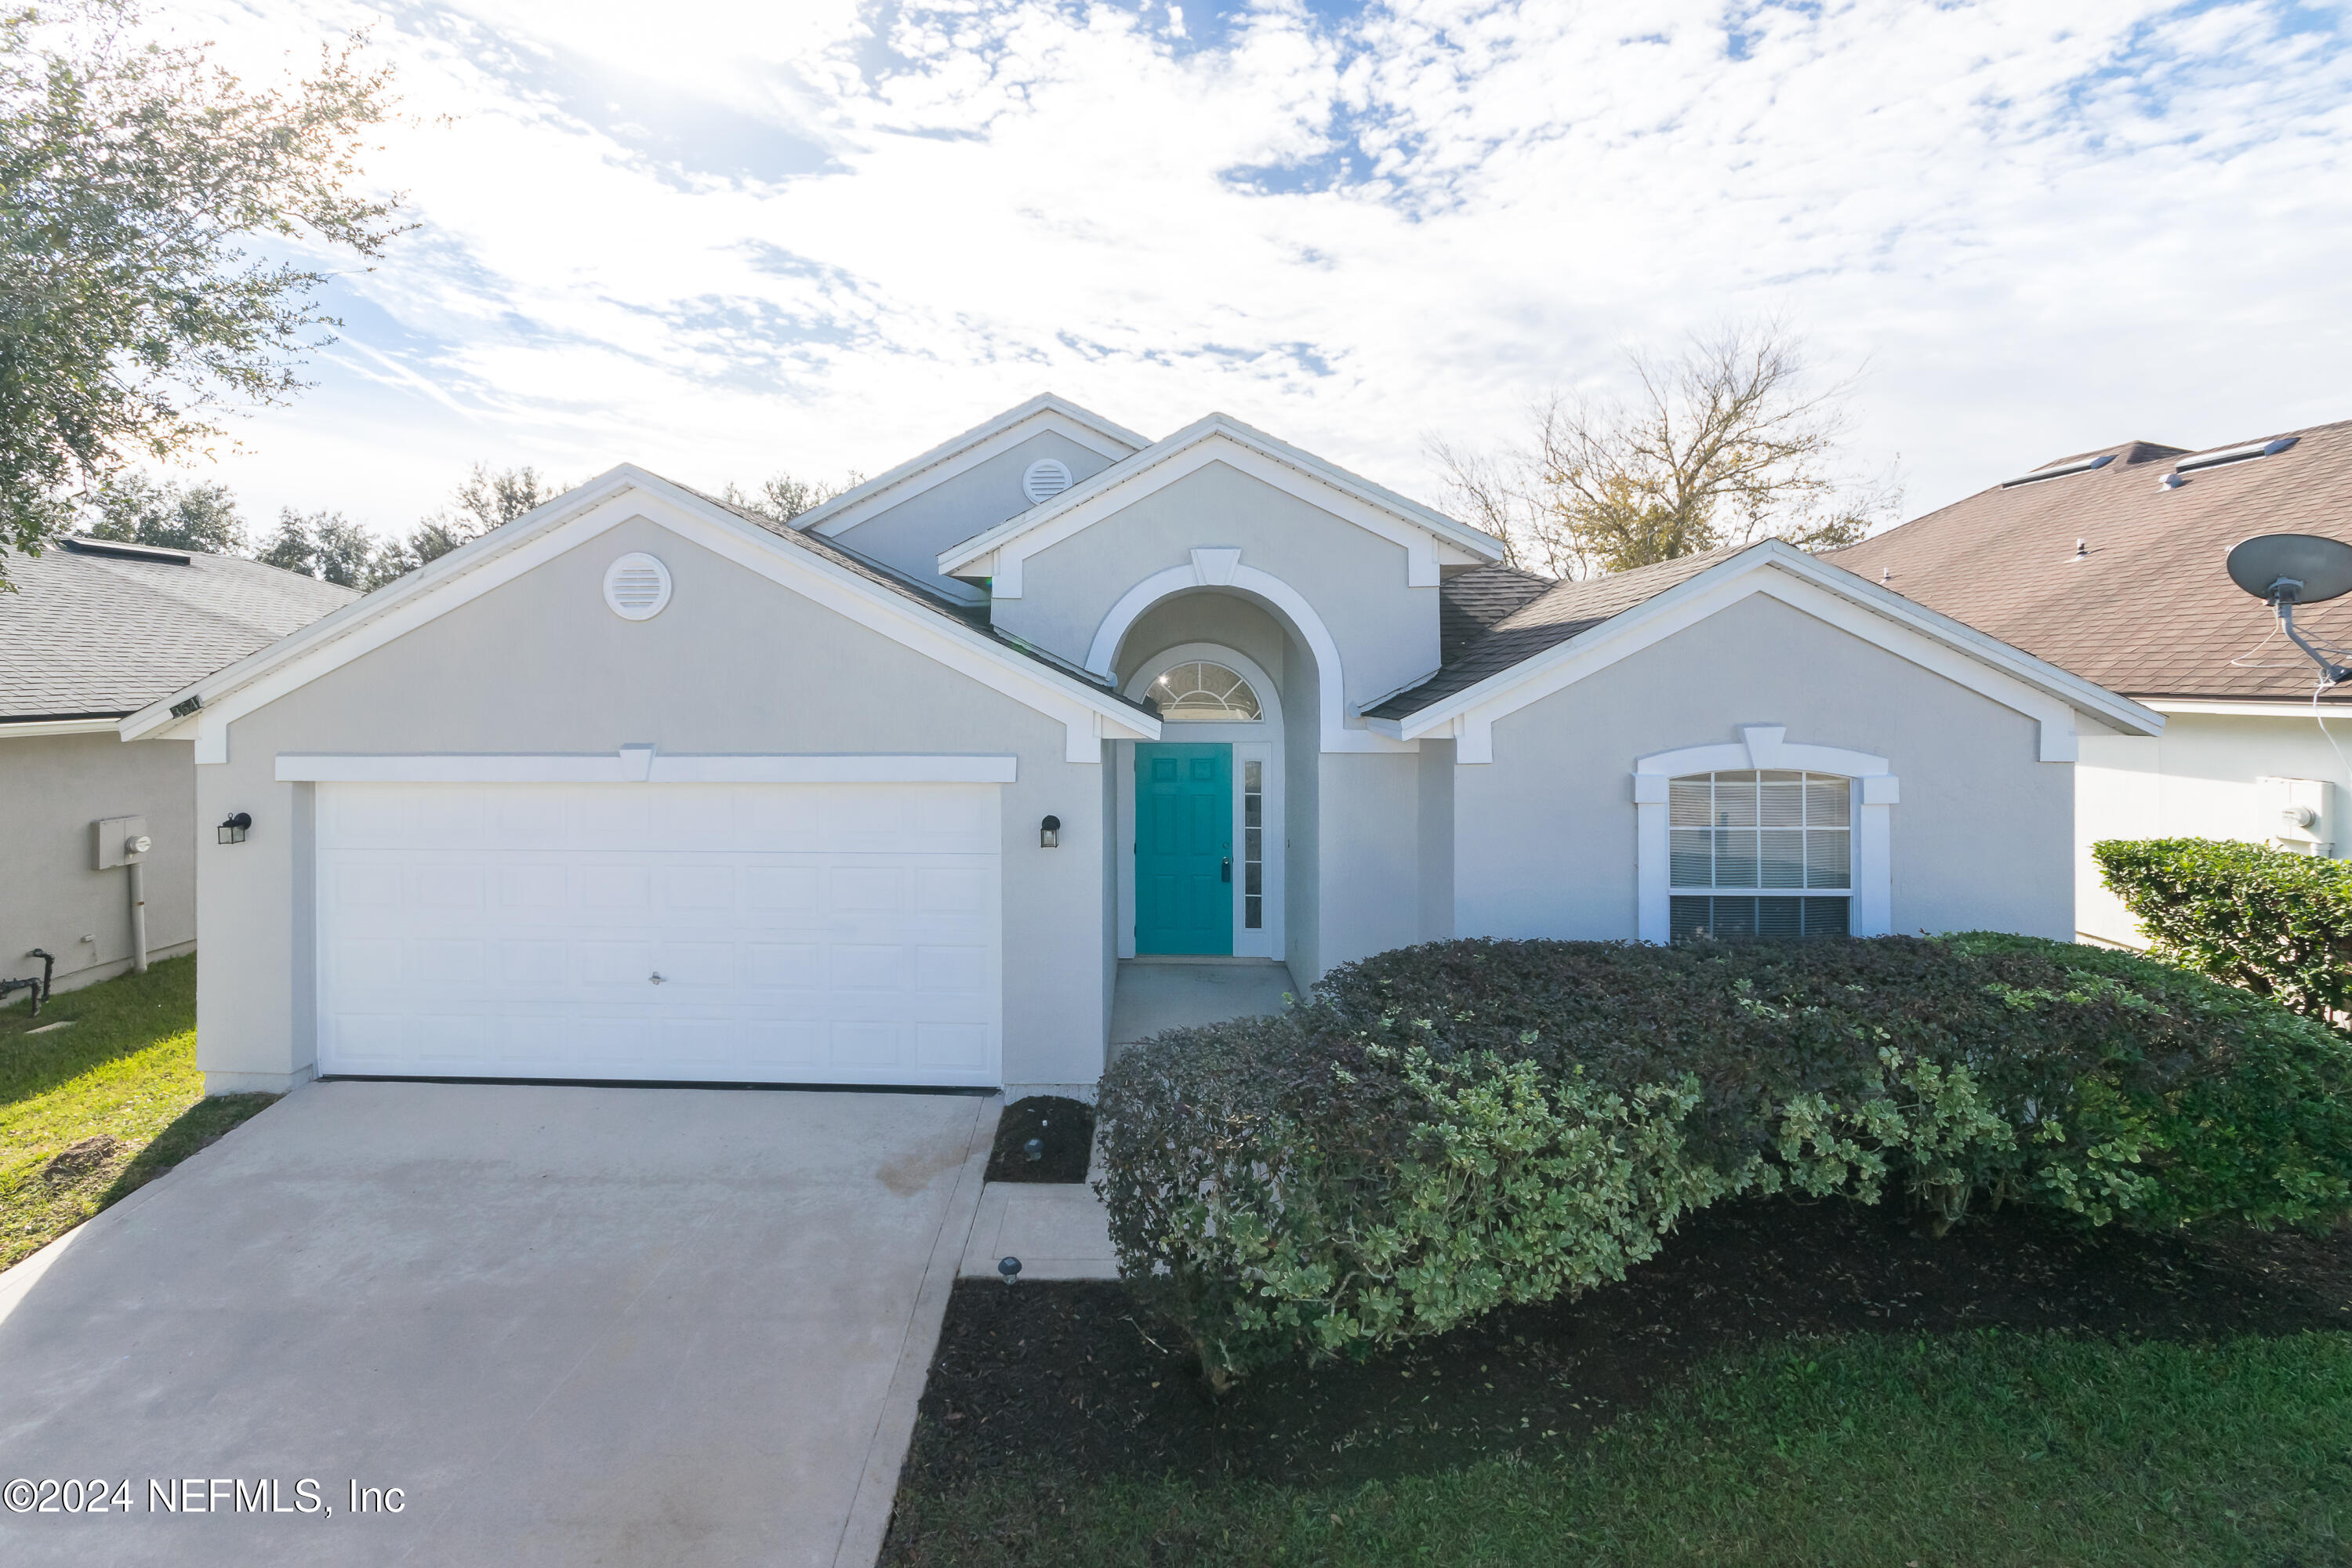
[160,0,2352,539]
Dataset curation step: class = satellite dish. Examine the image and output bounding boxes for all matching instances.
[2226,534,2352,604]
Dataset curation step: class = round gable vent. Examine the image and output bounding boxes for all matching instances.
[1022,458,1073,506]
[603,552,672,620]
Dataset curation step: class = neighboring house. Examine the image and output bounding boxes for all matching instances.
[118,394,2157,1099]
[1831,419,2350,946]
[0,537,357,996]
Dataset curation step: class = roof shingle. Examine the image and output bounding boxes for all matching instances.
[1828,419,2352,705]
[0,540,357,721]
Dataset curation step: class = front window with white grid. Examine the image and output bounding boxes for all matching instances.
[1668,770,1852,939]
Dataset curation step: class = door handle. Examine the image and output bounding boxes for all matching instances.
[1221,857,1232,883]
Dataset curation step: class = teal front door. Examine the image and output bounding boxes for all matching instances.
[1135,742,1233,955]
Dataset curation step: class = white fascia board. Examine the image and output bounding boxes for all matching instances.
[1396,543,2162,753]
[5,715,129,739]
[935,414,1503,586]
[128,470,1159,765]
[278,750,1020,785]
[799,394,1149,538]
[2143,699,2328,718]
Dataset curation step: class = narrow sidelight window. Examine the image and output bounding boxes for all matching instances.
[1242,760,1264,929]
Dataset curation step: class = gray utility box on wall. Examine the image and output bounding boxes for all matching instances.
[94,815,151,870]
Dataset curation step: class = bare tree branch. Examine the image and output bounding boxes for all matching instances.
[1439,319,1900,577]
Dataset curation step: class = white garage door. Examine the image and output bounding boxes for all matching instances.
[314,781,1002,1086]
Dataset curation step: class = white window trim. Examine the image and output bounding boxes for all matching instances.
[1632,726,1897,941]
[1116,644,1286,960]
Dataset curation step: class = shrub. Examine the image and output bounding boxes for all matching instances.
[1096,935,2352,1387]
[2093,837,2352,1022]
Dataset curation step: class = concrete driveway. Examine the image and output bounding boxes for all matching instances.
[0,1081,994,1566]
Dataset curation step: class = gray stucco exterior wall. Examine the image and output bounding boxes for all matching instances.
[1,731,198,994]
[1451,593,2074,942]
[825,430,1120,594]
[192,515,1110,1094]
[993,462,1441,709]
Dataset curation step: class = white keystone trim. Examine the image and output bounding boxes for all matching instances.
[1388,542,2157,764]
[940,415,1500,596]
[275,750,1019,785]
[1634,728,1896,942]
[120,468,1157,768]
[798,394,1148,537]
[1085,559,1408,753]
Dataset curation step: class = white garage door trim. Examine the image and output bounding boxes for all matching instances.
[314,778,1004,1088]
[279,750,1018,785]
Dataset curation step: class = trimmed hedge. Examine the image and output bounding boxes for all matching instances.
[2094,837,2352,1022]
[1096,935,2352,1387]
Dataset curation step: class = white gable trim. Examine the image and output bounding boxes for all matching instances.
[121,468,1157,768]
[1084,559,1410,753]
[798,394,1148,538]
[938,416,1501,594]
[1632,726,1897,942]
[1380,543,2161,763]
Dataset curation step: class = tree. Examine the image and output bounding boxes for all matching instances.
[0,1,404,583]
[1435,321,1899,579]
[82,472,242,553]
[257,505,379,588]
[720,471,858,524]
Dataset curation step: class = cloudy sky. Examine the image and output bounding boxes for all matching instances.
[165,0,2351,544]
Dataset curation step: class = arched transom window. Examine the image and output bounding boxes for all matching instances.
[1147,661,1262,722]
[1668,770,1851,939]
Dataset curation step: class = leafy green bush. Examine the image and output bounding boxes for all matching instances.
[2093,837,2352,1022]
[1096,935,2352,1386]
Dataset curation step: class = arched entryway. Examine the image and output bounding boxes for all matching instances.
[1115,639,1287,960]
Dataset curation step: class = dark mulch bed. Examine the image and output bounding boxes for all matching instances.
[984,1095,1094,1183]
[905,1196,2352,1491]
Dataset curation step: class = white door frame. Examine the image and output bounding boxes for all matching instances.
[1116,644,1286,960]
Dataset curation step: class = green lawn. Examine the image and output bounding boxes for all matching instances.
[0,955,274,1271]
[887,1330,2352,1566]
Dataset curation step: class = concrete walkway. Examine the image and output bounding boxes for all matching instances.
[1109,956,1299,1053]
[0,1081,996,1568]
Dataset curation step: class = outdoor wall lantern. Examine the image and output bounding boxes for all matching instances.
[1039,815,1060,849]
[217,811,252,845]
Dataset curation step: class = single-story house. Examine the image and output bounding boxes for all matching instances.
[1831,418,2348,946]
[1,536,355,997]
[120,395,2159,1098]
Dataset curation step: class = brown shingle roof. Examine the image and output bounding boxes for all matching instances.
[1828,419,2352,704]
[1367,546,1746,719]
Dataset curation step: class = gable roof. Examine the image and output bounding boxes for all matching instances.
[793,393,1150,538]
[935,412,1505,587]
[1438,561,1556,663]
[1370,547,1743,719]
[120,465,1158,758]
[1,537,355,724]
[687,484,1152,713]
[1828,419,2352,705]
[1366,539,2160,757]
